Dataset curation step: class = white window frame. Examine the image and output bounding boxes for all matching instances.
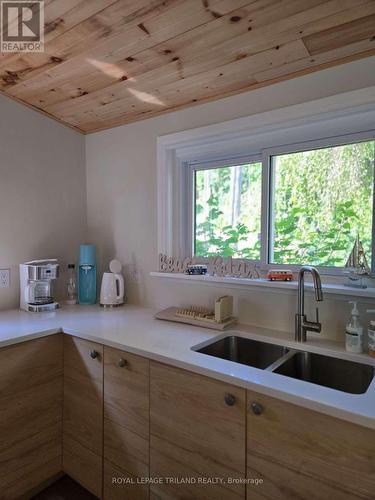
[265,131,375,275]
[186,153,262,258]
[157,92,375,278]
[186,131,375,276]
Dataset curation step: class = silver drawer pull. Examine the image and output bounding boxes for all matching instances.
[251,402,263,415]
[224,393,236,406]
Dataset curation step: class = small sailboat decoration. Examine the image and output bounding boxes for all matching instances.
[345,234,370,288]
[345,234,370,274]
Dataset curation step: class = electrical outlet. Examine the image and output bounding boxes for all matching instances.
[128,266,140,283]
[0,269,10,288]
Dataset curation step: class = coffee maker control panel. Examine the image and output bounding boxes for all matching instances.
[26,260,59,281]
[20,259,60,312]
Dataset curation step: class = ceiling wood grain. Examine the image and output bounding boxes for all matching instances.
[1,0,374,133]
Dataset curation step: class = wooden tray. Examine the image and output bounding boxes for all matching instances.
[155,306,237,331]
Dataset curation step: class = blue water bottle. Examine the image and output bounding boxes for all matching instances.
[78,244,97,305]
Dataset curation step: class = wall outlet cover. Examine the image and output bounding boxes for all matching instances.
[0,269,10,288]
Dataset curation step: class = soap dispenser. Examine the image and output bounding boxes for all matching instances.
[345,301,363,353]
[366,309,375,358]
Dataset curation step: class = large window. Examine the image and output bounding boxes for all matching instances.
[191,137,375,272]
[270,141,374,267]
[195,162,262,259]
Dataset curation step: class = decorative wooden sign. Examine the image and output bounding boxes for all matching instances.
[158,254,260,279]
[158,254,193,273]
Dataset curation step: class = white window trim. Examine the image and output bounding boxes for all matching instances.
[263,130,375,275]
[186,153,262,258]
[149,270,375,301]
[157,89,375,278]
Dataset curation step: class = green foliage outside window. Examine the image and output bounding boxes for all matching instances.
[194,140,375,268]
[195,163,262,259]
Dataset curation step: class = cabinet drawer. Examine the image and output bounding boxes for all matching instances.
[63,336,103,497]
[247,389,375,499]
[104,460,149,500]
[64,435,102,497]
[247,454,361,500]
[150,361,246,499]
[0,335,63,499]
[104,347,149,497]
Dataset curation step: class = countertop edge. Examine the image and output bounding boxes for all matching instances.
[0,327,62,348]
[63,326,375,430]
[1,309,374,431]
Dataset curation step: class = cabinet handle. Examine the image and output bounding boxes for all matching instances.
[224,393,236,406]
[117,358,127,368]
[90,350,99,359]
[251,402,263,415]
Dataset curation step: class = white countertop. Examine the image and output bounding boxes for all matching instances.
[1,304,375,430]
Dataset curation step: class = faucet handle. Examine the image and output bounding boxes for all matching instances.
[315,308,322,332]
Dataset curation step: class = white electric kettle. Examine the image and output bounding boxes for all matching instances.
[100,260,125,307]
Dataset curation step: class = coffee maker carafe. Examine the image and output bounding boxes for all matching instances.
[20,259,59,312]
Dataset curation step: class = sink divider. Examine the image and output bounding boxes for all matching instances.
[265,349,297,372]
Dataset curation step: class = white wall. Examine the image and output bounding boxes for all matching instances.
[78,57,375,340]
[0,57,373,331]
[0,95,87,309]
[2,54,374,336]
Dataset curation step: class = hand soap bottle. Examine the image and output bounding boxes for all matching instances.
[366,309,375,358]
[345,301,363,353]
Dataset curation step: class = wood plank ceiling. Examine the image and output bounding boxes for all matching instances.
[1,0,375,134]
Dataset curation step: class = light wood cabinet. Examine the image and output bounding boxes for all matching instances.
[63,336,103,498]
[103,346,149,500]
[150,361,246,500]
[246,389,375,500]
[0,335,63,500]
[2,332,375,500]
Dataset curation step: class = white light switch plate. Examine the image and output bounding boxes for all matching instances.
[0,269,10,288]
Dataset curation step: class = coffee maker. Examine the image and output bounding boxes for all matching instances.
[20,259,60,312]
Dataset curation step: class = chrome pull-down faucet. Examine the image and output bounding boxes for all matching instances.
[295,266,323,342]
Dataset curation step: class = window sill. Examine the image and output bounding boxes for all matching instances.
[150,272,375,300]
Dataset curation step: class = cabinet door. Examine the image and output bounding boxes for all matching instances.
[0,335,63,499]
[103,347,149,500]
[63,336,103,498]
[247,390,375,500]
[150,361,246,500]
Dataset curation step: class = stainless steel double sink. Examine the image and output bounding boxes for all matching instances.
[193,336,375,394]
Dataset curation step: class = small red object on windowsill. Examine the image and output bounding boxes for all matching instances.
[267,269,294,281]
